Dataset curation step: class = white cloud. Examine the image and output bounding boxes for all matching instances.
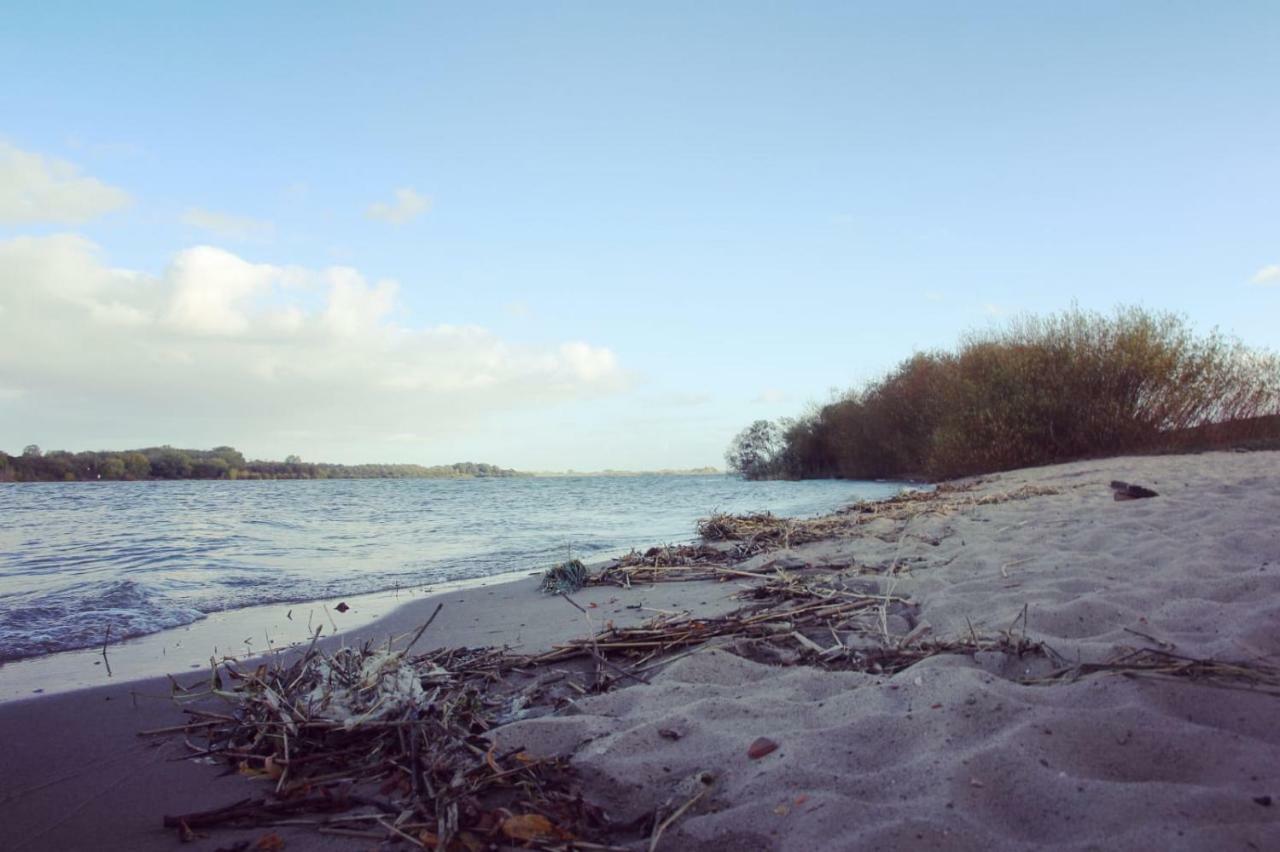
[365,188,429,224]
[0,235,625,453]
[1250,264,1280,286]
[0,141,131,225]
[163,246,287,335]
[181,207,275,241]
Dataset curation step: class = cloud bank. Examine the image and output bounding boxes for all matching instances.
[0,236,623,455]
[0,141,131,225]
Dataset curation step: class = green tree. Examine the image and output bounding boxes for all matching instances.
[99,457,127,479]
[725,420,783,480]
[150,449,192,478]
[22,444,41,458]
[123,452,150,479]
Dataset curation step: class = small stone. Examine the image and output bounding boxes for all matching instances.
[748,737,779,759]
[334,602,350,613]
[658,729,682,741]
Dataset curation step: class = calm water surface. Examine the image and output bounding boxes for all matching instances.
[0,475,902,660]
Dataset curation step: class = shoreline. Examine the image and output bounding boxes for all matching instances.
[0,567,544,703]
[2,450,1277,850]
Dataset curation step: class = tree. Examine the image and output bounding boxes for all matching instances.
[123,452,150,479]
[22,444,41,458]
[725,420,783,480]
[100,457,126,479]
[284,454,302,465]
[151,449,193,479]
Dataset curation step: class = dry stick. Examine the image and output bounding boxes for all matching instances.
[560,594,607,689]
[398,602,445,657]
[879,516,912,645]
[101,623,113,677]
[648,779,713,852]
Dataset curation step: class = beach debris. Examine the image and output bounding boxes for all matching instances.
[648,771,715,852]
[332,601,350,613]
[157,609,611,849]
[563,484,1065,591]
[1033,647,1280,695]
[539,558,589,594]
[747,737,779,759]
[1110,480,1159,500]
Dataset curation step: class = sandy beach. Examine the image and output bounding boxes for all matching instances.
[3,450,1278,850]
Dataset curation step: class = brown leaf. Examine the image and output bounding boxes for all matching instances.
[254,832,285,851]
[500,813,570,842]
[747,737,779,759]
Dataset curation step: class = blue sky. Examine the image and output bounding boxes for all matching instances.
[2,2,1278,469]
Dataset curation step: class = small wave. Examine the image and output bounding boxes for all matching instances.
[0,579,206,661]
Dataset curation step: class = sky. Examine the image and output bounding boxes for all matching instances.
[1,2,1278,470]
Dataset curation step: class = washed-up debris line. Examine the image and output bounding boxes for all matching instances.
[573,483,1063,589]
[156,558,1279,847]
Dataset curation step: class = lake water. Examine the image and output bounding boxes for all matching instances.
[0,475,902,661]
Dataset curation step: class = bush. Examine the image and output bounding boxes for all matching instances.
[737,307,1280,481]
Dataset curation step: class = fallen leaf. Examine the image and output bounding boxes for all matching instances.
[501,813,570,842]
[254,832,285,851]
[794,794,809,805]
[773,803,790,816]
[747,737,779,759]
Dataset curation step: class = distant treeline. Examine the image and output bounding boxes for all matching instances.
[726,306,1280,482]
[0,445,521,482]
[530,467,722,477]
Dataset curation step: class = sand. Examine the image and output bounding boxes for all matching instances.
[2,450,1279,850]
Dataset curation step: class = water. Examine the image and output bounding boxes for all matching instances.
[0,475,902,661]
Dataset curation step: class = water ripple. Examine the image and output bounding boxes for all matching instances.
[0,475,901,660]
